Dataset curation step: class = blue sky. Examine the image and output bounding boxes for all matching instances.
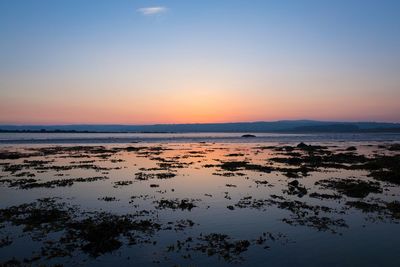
[0,0,399,124]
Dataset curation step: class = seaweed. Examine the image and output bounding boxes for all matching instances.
[309,192,342,200]
[0,198,161,259]
[135,172,176,181]
[3,176,108,189]
[285,180,308,197]
[219,161,273,173]
[154,198,198,211]
[98,197,119,202]
[113,180,133,188]
[166,231,289,263]
[346,200,400,220]
[233,196,346,233]
[316,178,382,198]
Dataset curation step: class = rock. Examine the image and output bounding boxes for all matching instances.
[297,142,308,149]
[241,134,256,138]
[288,180,299,187]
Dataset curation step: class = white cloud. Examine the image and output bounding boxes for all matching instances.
[137,6,168,16]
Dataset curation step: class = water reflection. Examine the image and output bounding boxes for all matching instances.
[0,142,399,266]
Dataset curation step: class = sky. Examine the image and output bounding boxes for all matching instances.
[0,0,399,124]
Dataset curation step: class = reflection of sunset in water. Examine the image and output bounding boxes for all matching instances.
[1,141,400,266]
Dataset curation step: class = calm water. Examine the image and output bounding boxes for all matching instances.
[1,132,400,144]
[0,140,399,266]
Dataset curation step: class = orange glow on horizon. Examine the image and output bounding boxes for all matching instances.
[1,92,399,124]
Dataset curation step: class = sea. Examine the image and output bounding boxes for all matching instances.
[0,132,399,266]
[1,132,400,144]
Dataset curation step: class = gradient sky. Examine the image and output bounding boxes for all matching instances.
[0,0,399,124]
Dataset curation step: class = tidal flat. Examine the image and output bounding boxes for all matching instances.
[0,142,399,266]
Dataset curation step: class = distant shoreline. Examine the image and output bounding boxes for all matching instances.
[1,120,400,134]
[1,129,400,134]
[0,130,174,134]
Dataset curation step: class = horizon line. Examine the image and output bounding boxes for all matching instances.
[1,119,400,126]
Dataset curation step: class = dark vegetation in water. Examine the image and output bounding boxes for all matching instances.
[0,198,75,240]
[113,180,133,188]
[66,213,159,257]
[188,233,250,262]
[233,195,347,233]
[285,180,308,197]
[0,143,399,265]
[254,180,272,186]
[0,198,202,263]
[266,197,347,233]
[218,161,274,173]
[269,151,368,169]
[135,172,176,181]
[210,159,313,179]
[98,196,119,202]
[0,145,167,162]
[265,143,400,184]
[309,192,342,200]
[388,143,400,151]
[2,161,118,175]
[364,155,400,185]
[212,172,235,177]
[166,231,288,263]
[346,200,400,221]
[315,178,382,198]
[0,176,108,189]
[154,198,199,211]
[0,151,40,160]
[225,153,245,157]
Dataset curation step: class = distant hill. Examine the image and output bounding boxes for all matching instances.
[283,124,400,133]
[0,120,400,133]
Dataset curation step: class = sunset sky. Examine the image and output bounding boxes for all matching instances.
[0,0,399,124]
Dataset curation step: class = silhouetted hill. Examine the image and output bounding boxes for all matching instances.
[283,124,400,133]
[1,120,399,133]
